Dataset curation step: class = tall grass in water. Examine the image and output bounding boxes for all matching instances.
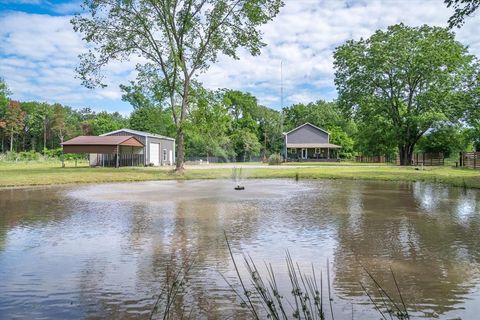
[149,254,197,320]
[150,236,410,319]
[359,264,409,320]
[224,233,409,320]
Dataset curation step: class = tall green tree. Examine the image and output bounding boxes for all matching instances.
[52,103,67,144]
[4,101,26,152]
[224,90,262,160]
[445,0,480,28]
[121,82,175,137]
[334,24,478,165]
[417,124,471,157]
[0,78,10,152]
[88,111,128,135]
[185,88,233,160]
[72,0,283,171]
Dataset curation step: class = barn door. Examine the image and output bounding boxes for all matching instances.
[149,143,160,166]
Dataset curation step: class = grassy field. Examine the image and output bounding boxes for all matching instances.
[1,159,480,189]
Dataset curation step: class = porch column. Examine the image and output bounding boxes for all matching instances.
[327,148,330,159]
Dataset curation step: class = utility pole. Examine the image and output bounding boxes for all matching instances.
[280,60,284,109]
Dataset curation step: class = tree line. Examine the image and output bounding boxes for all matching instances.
[1,71,478,163]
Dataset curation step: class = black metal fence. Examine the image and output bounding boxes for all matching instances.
[93,154,145,167]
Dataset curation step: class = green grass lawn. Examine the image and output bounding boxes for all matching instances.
[0,160,479,189]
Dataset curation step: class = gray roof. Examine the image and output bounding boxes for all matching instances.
[101,128,175,141]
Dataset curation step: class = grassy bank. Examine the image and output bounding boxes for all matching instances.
[0,160,479,189]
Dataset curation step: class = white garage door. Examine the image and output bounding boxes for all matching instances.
[149,143,160,166]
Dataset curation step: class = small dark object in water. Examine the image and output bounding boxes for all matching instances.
[234,185,245,190]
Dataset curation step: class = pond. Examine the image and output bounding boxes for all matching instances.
[0,179,479,319]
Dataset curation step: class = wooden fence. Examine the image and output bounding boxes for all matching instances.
[459,152,480,169]
[412,152,444,166]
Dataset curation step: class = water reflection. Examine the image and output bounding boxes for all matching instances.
[0,180,479,319]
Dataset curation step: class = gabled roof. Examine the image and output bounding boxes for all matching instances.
[62,135,144,146]
[283,122,330,136]
[101,128,175,141]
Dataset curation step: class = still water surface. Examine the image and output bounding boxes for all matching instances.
[0,179,479,319]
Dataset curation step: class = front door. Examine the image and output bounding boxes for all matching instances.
[301,148,308,159]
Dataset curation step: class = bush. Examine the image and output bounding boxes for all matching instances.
[43,148,63,159]
[268,153,283,165]
[0,151,42,162]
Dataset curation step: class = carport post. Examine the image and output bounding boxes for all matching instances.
[116,145,119,168]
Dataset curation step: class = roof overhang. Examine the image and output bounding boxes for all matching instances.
[286,143,341,149]
[62,136,144,154]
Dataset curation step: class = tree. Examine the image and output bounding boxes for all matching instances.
[185,88,233,160]
[52,103,67,144]
[231,128,261,161]
[223,90,262,160]
[72,0,283,171]
[4,101,26,152]
[258,106,283,156]
[417,124,471,157]
[121,82,176,137]
[354,115,397,157]
[0,78,10,152]
[334,24,478,165]
[89,111,128,135]
[445,0,480,28]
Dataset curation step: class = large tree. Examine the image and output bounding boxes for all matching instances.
[72,0,283,171]
[0,78,10,152]
[4,101,26,152]
[445,0,480,28]
[334,24,478,165]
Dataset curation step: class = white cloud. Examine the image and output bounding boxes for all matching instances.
[199,0,480,108]
[0,0,479,112]
[0,11,134,110]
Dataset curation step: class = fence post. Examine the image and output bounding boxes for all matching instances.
[475,152,477,170]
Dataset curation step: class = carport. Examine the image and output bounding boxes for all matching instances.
[62,136,145,168]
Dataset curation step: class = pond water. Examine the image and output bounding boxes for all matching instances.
[0,179,480,319]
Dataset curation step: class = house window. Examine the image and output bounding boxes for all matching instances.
[163,149,167,162]
[315,148,320,154]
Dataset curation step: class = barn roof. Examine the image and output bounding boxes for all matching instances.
[62,136,144,146]
[101,128,175,141]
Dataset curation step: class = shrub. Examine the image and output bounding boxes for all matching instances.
[43,148,63,159]
[268,153,282,165]
[1,151,42,162]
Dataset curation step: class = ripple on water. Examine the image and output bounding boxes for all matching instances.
[0,179,480,319]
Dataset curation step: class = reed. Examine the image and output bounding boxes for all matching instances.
[223,233,410,320]
[150,253,197,320]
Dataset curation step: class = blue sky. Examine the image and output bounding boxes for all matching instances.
[0,0,479,115]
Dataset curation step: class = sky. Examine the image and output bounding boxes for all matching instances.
[0,0,479,115]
